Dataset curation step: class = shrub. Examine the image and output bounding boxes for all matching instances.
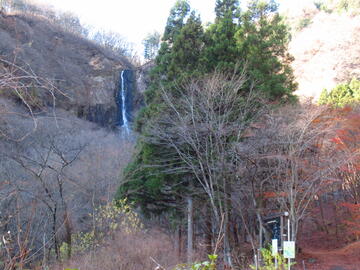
[71,199,143,255]
[53,229,178,270]
[296,18,313,31]
[336,0,360,13]
[249,246,295,270]
[318,78,360,107]
[173,254,218,270]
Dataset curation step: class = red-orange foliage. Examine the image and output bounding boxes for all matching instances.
[330,107,359,177]
[262,191,287,199]
[341,202,360,237]
[332,107,360,238]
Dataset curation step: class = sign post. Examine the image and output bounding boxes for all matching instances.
[262,212,293,269]
[283,241,295,268]
[254,253,258,270]
[282,217,296,270]
[283,241,295,259]
[272,239,278,268]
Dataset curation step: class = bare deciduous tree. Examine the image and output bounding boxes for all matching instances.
[234,103,345,246]
[145,71,265,266]
[0,112,135,267]
[0,56,66,141]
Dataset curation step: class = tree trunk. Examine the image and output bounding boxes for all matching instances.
[223,185,233,268]
[187,196,193,263]
[205,208,213,255]
[64,211,72,259]
[175,225,182,260]
[42,233,47,268]
[53,206,59,260]
[319,197,329,234]
[291,216,297,242]
[333,201,339,240]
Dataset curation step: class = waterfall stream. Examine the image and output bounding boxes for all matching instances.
[116,69,135,134]
[120,70,130,133]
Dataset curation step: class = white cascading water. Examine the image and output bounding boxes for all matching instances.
[121,70,129,133]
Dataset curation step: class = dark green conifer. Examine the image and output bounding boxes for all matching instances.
[215,0,240,19]
[236,0,297,99]
[168,11,204,80]
[163,0,191,44]
[202,0,239,72]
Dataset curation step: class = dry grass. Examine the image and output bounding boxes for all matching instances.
[53,229,179,270]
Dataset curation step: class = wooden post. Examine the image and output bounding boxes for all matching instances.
[280,215,284,251]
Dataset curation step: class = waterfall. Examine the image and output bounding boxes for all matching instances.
[116,69,134,133]
[120,70,130,133]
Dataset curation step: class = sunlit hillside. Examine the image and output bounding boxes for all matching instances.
[288,6,360,100]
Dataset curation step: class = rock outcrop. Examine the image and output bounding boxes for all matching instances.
[133,61,154,111]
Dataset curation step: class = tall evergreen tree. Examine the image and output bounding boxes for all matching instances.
[117,1,202,219]
[202,0,239,72]
[168,11,204,80]
[143,0,192,106]
[215,0,240,19]
[163,0,191,44]
[236,0,297,99]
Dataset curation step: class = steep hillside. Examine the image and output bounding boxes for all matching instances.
[0,11,132,127]
[0,9,138,268]
[289,11,360,99]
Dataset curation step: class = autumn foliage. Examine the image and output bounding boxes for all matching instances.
[328,106,360,238]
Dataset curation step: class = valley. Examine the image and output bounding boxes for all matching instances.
[0,0,359,269]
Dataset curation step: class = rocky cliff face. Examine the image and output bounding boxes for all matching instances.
[0,12,133,127]
[135,61,154,94]
[133,61,154,111]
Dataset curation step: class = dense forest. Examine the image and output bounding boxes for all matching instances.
[0,0,359,269]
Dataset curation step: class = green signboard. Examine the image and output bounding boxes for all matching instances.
[283,241,295,259]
